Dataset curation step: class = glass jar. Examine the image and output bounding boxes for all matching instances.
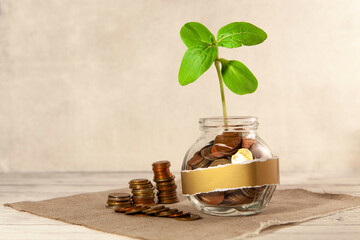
[181,117,279,216]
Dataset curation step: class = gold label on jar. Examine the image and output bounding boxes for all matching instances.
[181,158,280,196]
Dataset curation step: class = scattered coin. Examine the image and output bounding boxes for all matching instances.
[144,207,170,216]
[114,206,137,213]
[169,212,190,218]
[156,209,179,217]
[125,208,144,215]
[175,214,202,221]
[134,214,149,217]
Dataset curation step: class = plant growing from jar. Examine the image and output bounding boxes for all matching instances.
[179,22,280,216]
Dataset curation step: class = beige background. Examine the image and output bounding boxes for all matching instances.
[0,0,359,173]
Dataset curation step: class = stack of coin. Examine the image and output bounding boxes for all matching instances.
[129,178,156,206]
[106,193,132,208]
[152,161,179,204]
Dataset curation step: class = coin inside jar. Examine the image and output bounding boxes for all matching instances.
[211,132,241,156]
[241,138,256,149]
[187,152,204,168]
[200,145,218,161]
[209,158,231,167]
[198,191,225,205]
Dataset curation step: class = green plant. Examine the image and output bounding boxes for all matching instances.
[178,22,267,124]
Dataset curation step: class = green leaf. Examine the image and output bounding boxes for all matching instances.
[178,44,217,86]
[220,59,258,95]
[217,22,267,48]
[180,22,216,48]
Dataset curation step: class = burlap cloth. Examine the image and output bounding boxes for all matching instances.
[4,188,360,240]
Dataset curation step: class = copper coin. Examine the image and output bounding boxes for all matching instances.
[107,200,133,206]
[134,214,149,217]
[157,189,177,195]
[132,196,155,200]
[175,214,202,221]
[209,158,231,167]
[156,209,179,217]
[198,192,225,205]
[131,188,155,194]
[114,206,138,213]
[129,183,153,189]
[239,188,255,198]
[153,175,175,182]
[108,193,130,199]
[226,190,254,204]
[192,158,211,169]
[152,160,171,169]
[187,152,204,167]
[200,145,217,161]
[129,179,150,184]
[212,132,241,155]
[134,203,156,207]
[108,197,131,202]
[169,212,190,218]
[153,171,171,175]
[241,138,256,149]
[154,175,173,180]
[133,198,155,202]
[142,205,165,213]
[125,209,144,215]
[157,191,177,196]
[156,180,176,186]
[157,185,177,191]
[144,207,170,215]
[150,205,166,210]
[154,173,172,178]
[211,145,225,158]
[107,203,133,209]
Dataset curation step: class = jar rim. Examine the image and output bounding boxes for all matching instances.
[199,116,258,130]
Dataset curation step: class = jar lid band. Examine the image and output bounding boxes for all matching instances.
[181,158,280,196]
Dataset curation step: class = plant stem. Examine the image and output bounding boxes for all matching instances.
[214,57,228,126]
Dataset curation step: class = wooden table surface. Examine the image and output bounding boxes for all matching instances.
[1,172,359,240]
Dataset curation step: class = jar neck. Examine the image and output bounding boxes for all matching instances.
[199,117,258,135]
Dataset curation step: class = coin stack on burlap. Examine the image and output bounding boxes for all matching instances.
[106,193,133,208]
[152,161,179,204]
[128,179,156,206]
[115,205,202,221]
